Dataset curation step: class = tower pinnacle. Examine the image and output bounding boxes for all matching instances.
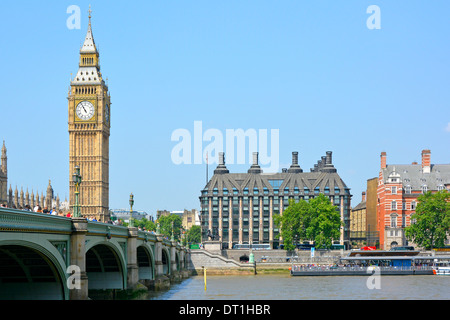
[1,140,6,174]
[80,5,97,54]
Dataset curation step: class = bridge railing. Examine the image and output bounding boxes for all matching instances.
[0,207,73,233]
[137,229,157,243]
[87,220,129,238]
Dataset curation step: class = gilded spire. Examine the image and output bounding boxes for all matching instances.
[89,4,92,25]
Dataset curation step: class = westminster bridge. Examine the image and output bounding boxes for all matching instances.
[0,208,190,300]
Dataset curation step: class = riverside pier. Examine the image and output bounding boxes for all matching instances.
[290,250,450,276]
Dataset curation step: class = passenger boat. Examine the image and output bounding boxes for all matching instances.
[433,266,450,275]
[290,250,450,276]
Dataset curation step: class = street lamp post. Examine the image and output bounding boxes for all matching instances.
[129,193,134,227]
[180,227,186,246]
[72,165,82,218]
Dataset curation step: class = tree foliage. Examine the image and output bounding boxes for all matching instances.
[405,190,450,250]
[131,217,156,232]
[157,214,183,241]
[273,194,342,251]
[187,225,202,244]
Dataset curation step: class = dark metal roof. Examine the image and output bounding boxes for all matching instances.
[341,255,450,261]
[347,250,420,257]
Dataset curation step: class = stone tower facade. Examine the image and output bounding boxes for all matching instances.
[68,10,111,222]
[0,141,7,205]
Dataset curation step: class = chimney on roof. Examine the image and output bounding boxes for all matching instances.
[380,152,387,169]
[326,151,332,165]
[253,152,258,166]
[362,191,366,202]
[321,151,337,173]
[317,160,323,170]
[288,151,303,173]
[214,152,229,174]
[292,152,299,165]
[248,152,262,174]
[421,149,431,173]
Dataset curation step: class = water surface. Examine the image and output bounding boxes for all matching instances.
[147,274,450,300]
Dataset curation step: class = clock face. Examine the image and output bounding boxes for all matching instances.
[76,101,95,120]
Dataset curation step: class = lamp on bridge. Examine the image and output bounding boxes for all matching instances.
[72,165,82,218]
[129,193,134,227]
[180,226,186,246]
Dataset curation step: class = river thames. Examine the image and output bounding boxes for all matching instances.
[146,274,450,300]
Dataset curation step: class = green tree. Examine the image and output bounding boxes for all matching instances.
[132,217,156,232]
[273,194,342,250]
[187,225,202,244]
[306,194,342,249]
[273,199,310,251]
[405,190,450,250]
[157,214,183,241]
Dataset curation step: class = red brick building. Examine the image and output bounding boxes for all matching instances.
[377,150,450,250]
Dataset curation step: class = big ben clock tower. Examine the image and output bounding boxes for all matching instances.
[68,8,111,222]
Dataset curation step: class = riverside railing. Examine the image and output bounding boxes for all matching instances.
[259,255,342,263]
[290,265,435,273]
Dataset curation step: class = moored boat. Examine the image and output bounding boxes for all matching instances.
[433,266,450,275]
[290,250,450,276]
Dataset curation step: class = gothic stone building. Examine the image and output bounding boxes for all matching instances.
[0,141,67,211]
[0,141,7,205]
[377,149,450,250]
[200,151,352,249]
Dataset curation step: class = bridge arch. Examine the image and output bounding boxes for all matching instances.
[161,247,171,276]
[85,241,127,290]
[175,251,181,271]
[0,240,68,300]
[137,244,155,281]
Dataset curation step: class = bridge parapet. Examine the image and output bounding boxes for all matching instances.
[0,208,72,234]
[137,229,157,243]
[87,220,129,239]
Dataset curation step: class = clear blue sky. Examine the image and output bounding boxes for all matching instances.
[1,1,449,217]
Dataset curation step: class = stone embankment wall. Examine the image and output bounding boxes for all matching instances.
[187,248,347,275]
[224,249,344,264]
[187,249,256,275]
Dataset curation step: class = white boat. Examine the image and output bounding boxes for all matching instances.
[433,266,450,275]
